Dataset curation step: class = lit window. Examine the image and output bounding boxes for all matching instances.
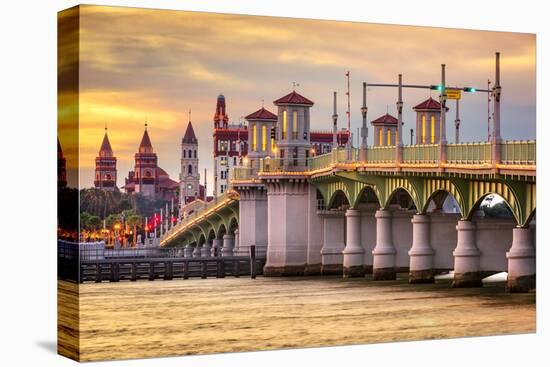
[252,124,257,151]
[387,129,391,146]
[430,115,435,144]
[262,125,267,151]
[421,115,426,144]
[379,128,383,146]
[292,111,298,139]
[282,111,287,139]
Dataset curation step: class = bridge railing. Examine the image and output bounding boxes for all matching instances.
[367,146,396,163]
[334,147,360,163]
[500,140,536,165]
[446,142,492,164]
[309,152,333,170]
[230,166,258,181]
[402,144,438,164]
[241,140,535,176]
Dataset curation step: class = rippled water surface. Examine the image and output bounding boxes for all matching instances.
[59,275,535,361]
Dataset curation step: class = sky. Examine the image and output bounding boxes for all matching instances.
[62,5,535,192]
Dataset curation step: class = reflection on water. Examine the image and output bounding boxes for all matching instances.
[59,275,535,362]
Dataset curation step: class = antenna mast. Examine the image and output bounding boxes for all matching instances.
[487,79,492,142]
[345,71,351,156]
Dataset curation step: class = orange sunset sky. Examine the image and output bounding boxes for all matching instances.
[59,5,535,191]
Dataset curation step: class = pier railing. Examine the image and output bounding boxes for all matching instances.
[58,240,266,283]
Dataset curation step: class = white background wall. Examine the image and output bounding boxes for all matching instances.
[1,1,548,367]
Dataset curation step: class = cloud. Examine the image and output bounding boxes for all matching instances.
[73,5,536,190]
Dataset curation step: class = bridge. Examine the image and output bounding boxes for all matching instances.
[161,53,536,293]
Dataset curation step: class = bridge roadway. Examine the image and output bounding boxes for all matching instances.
[161,141,536,292]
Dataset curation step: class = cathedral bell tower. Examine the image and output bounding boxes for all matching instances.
[180,114,201,206]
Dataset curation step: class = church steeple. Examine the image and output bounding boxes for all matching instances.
[94,127,117,190]
[182,121,198,144]
[180,111,200,206]
[139,123,153,153]
[99,127,114,157]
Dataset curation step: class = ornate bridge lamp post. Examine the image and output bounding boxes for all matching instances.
[360,82,368,161]
[492,52,502,166]
[439,64,448,164]
[396,74,404,164]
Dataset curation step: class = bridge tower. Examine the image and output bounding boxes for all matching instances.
[261,91,316,276]
[413,97,446,145]
[371,113,398,146]
[273,90,314,168]
[245,107,278,170]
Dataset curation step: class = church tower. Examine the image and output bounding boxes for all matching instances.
[94,128,117,190]
[213,94,229,128]
[134,124,158,197]
[180,116,201,206]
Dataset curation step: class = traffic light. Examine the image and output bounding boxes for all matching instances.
[430,85,444,91]
[463,87,477,92]
[270,127,276,140]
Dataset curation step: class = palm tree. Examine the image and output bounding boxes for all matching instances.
[125,211,142,246]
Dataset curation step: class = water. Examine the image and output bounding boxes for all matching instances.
[58,275,535,362]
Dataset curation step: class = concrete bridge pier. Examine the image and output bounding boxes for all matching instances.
[305,186,324,275]
[184,244,194,258]
[408,214,435,283]
[452,220,482,287]
[192,245,201,258]
[264,180,309,276]
[211,238,222,257]
[343,209,365,277]
[222,234,235,257]
[201,241,212,257]
[372,209,397,280]
[506,226,536,292]
[233,229,240,255]
[320,210,345,275]
[236,187,267,256]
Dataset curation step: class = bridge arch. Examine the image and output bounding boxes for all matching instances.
[465,181,525,226]
[197,233,206,246]
[354,185,381,208]
[467,193,519,225]
[207,228,216,243]
[382,178,421,210]
[228,216,239,235]
[327,189,350,210]
[216,223,227,239]
[421,179,466,215]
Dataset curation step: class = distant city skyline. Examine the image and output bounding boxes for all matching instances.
[60,5,535,192]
